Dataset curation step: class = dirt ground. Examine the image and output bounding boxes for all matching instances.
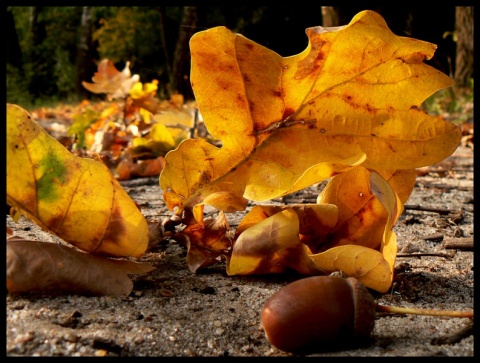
[6,144,473,357]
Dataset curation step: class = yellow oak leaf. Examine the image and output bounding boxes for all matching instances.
[227,209,323,276]
[309,245,393,293]
[310,170,404,292]
[226,167,405,292]
[314,166,415,252]
[6,103,149,257]
[153,109,195,143]
[234,204,338,252]
[161,10,461,216]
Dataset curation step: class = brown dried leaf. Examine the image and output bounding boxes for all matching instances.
[182,211,232,273]
[6,237,154,297]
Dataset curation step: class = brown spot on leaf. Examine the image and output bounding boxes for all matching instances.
[244,43,254,51]
[385,141,396,153]
[46,214,64,235]
[102,206,127,251]
[295,37,328,80]
[272,89,282,98]
[236,94,247,107]
[282,108,295,120]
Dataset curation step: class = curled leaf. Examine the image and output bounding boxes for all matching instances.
[309,245,392,293]
[310,170,404,292]
[7,103,149,257]
[314,166,413,253]
[227,169,403,292]
[227,208,325,276]
[182,211,232,273]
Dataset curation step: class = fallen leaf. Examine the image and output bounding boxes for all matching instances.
[116,155,165,180]
[159,11,462,293]
[234,204,338,252]
[82,59,139,100]
[226,172,401,292]
[314,166,415,253]
[309,245,393,292]
[6,238,154,297]
[7,103,149,257]
[161,10,461,216]
[182,211,232,273]
[227,208,323,276]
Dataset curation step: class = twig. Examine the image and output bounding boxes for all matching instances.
[396,252,455,259]
[376,304,473,318]
[431,320,474,345]
[416,183,473,191]
[190,108,198,139]
[419,233,444,242]
[404,204,455,215]
[443,237,474,250]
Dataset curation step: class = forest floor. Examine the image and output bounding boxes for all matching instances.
[6,139,473,357]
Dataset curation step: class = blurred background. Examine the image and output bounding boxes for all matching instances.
[7,5,473,107]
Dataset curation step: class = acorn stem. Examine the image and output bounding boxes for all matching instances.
[376,304,474,318]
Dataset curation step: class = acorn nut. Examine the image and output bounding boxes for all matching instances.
[260,275,376,354]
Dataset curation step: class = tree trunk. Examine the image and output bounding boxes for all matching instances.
[76,6,95,99]
[7,9,24,72]
[321,6,340,27]
[28,6,49,98]
[454,6,474,87]
[157,6,172,91]
[171,6,198,100]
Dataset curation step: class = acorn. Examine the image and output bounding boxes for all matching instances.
[260,275,376,354]
[261,275,474,354]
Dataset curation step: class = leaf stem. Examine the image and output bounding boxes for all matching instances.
[376,304,473,318]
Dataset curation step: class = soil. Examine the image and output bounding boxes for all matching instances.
[6,144,473,357]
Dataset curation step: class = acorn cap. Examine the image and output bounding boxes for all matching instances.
[346,277,376,339]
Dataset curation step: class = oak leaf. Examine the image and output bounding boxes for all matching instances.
[159,10,462,292]
[227,169,402,292]
[309,169,404,292]
[82,59,139,100]
[181,211,232,273]
[161,10,461,216]
[313,166,416,253]
[6,237,154,297]
[7,103,149,257]
[227,208,323,276]
[116,155,165,180]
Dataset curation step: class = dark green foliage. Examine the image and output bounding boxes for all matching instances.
[7,6,463,108]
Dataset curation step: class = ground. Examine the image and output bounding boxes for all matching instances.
[6,144,473,357]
